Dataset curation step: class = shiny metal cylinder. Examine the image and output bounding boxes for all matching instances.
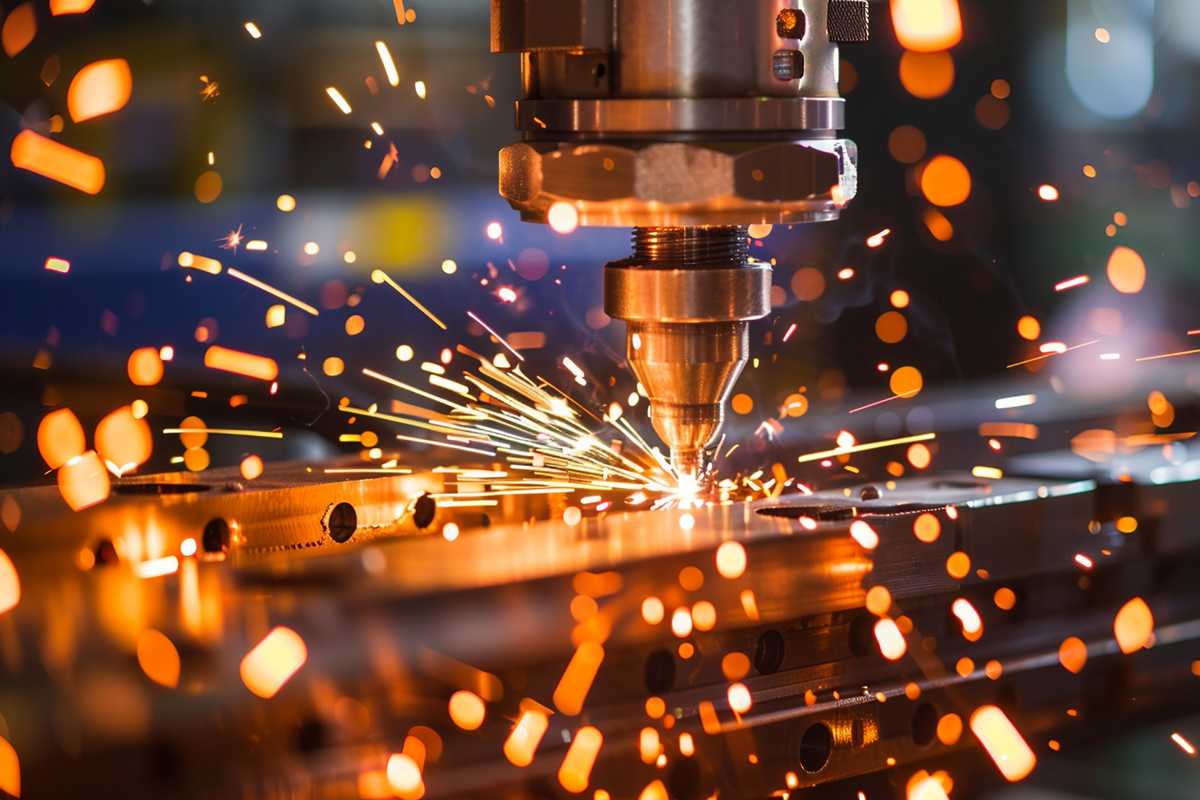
[605,228,770,477]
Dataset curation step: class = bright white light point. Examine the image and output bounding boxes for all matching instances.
[180,537,197,557]
[443,522,459,542]
[836,430,856,449]
[325,87,352,115]
[343,251,357,264]
[1172,732,1196,756]
[371,122,384,136]
[679,513,695,531]
[441,259,458,274]
[1040,341,1068,354]
[1095,27,1110,44]
[395,344,414,362]
[375,41,400,87]
[1100,352,1121,361]
[995,394,1037,410]
[838,267,856,280]
[727,683,752,714]
[547,202,579,234]
[850,520,879,550]
[563,506,582,526]
[276,194,296,212]
[1038,184,1060,201]
[486,222,503,241]
[246,240,268,251]
[303,242,320,256]
[244,21,262,38]
[414,80,427,99]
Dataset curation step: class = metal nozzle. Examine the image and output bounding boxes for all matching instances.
[605,227,770,478]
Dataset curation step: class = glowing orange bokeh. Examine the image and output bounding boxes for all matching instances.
[2,2,36,57]
[240,626,307,698]
[899,50,956,99]
[37,408,86,469]
[95,406,153,473]
[921,155,972,207]
[67,58,133,122]
[10,130,106,195]
[891,0,963,52]
[58,451,111,511]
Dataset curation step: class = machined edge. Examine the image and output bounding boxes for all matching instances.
[516,96,845,134]
[605,263,772,323]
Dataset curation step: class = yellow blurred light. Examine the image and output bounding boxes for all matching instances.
[553,641,604,715]
[899,49,955,99]
[1114,597,1153,654]
[1106,246,1146,294]
[907,442,932,469]
[504,707,550,767]
[671,607,693,638]
[970,705,1036,782]
[51,0,95,13]
[240,626,307,698]
[0,549,19,616]
[715,541,747,579]
[548,202,580,234]
[921,155,972,207]
[276,194,296,212]
[240,455,264,481]
[95,405,152,473]
[67,58,132,122]
[37,407,85,469]
[204,345,279,381]
[58,451,110,511]
[10,129,105,194]
[641,596,664,624]
[875,618,907,660]
[891,0,963,52]
[639,727,660,764]
[639,780,669,800]
[866,585,892,616]
[137,629,181,688]
[449,690,486,730]
[386,753,422,798]
[914,512,941,543]
[727,682,752,714]
[558,726,603,793]
[0,735,17,799]
[2,2,36,58]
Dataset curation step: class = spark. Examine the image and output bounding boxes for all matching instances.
[44,257,70,273]
[1038,184,1059,201]
[1137,348,1200,363]
[972,466,1004,479]
[246,240,268,251]
[995,393,1036,410]
[134,556,179,579]
[178,251,222,274]
[243,21,262,38]
[371,269,447,329]
[414,80,427,99]
[867,228,892,248]
[1054,274,1089,292]
[162,427,282,439]
[1171,733,1196,757]
[325,86,353,115]
[1074,553,1094,570]
[323,467,413,475]
[1007,339,1099,369]
[467,311,525,362]
[203,345,279,381]
[219,224,244,251]
[782,323,798,342]
[796,432,936,464]
[10,130,105,194]
[375,41,400,86]
[226,267,319,316]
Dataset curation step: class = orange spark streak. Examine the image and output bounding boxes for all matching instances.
[970,705,1036,782]
[1007,339,1100,369]
[371,269,447,329]
[1054,275,1089,292]
[467,311,525,362]
[797,432,935,464]
[203,346,279,381]
[226,268,319,315]
[1137,348,1200,363]
[162,427,282,439]
[10,130,105,194]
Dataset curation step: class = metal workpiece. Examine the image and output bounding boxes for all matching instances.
[606,227,770,477]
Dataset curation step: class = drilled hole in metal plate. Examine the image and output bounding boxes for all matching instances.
[326,502,358,544]
[645,649,676,695]
[912,702,938,746]
[798,722,833,773]
[203,518,231,554]
[776,8,806,39]
[754,629,785,675]
[114,482,211,495]
[412,495,437,529]
[772,49,804,81]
